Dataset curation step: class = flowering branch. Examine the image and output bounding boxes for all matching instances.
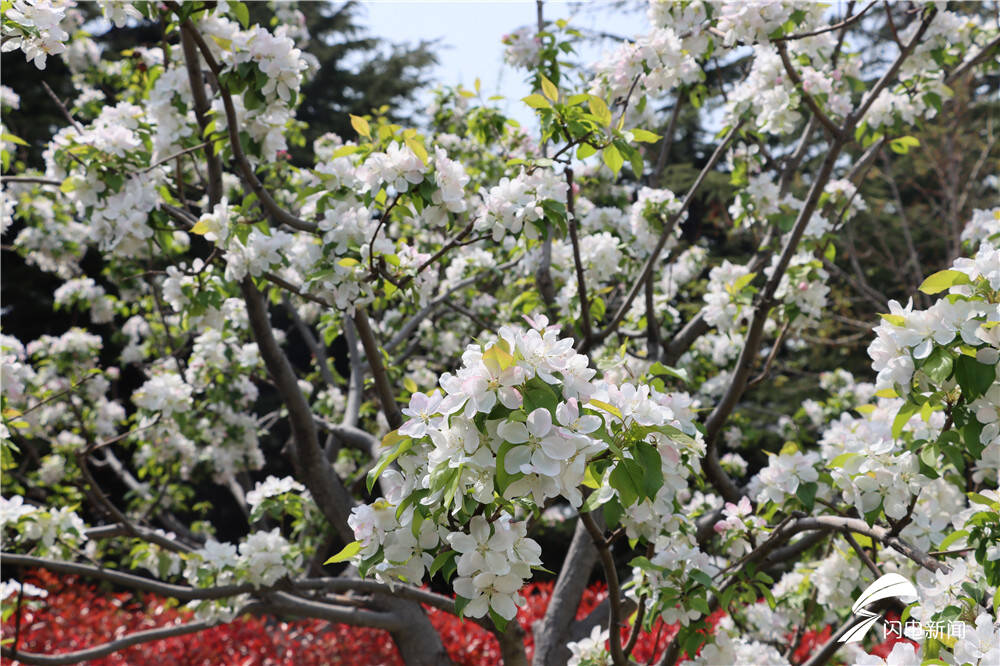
[587,120,744,351]
[175,14,317,234]
[775,42,842,139]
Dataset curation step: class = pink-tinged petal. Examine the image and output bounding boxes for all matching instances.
[399,420,425,437]
[556,399,578,426]
[498,386,523,409]
[439,393,467,415]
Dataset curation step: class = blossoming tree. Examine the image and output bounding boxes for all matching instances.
[1,1,999,665]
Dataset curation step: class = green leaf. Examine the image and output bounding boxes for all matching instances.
[602,144,623,175]
[576,143,597,159]
[924,91,943,113]
[829,452,860,469]
[690,569,714,589]
[350,114,371,139]
[796,482,818,512]
[522,94,551,109]
[443,464,463,510]
[629,128,661,143]
[649,362,688,383]
[889,135,920,154]
[610,458,644,507]
[588,96,612,126]
[429,549,457,578]
[332,144,362,158]
[756,582,776,610]
[523,378,559,415]
[495,440,522,494]
[689,596,711,615]
[367,432,412,492]
[918,269,971,294]
[454,595,471,618]
[540,75,559,101]
[230,0,249,28]
[587,399,621,420]
[730,272,757,293]
[880,313,906,327]
[628,146,643,179]
[483,343,515,374]
[580,489,610,513]
[405,137,428,165]
[937,530,968,551]
[603,498,623,528]
[892,401,919,439]
[488,607,509,632]
[955,355,995,401]
[1,132,28,147]
[633,441,663,500]
[922,347,954,385]
[968,492,1000,510]
[324,541,361,565]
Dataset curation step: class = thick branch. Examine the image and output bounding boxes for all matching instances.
[532,519,600,666]
[1,552,254,600]
[701,137,845,503]
[580,513,626,666]
[241,279,355,542]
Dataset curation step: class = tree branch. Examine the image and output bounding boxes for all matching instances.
[532,519,600,666]
[580,512,626,666]
[352,308,403,430]
[587,121,743,350]
[177,16,317,233]
[241,279,356,543]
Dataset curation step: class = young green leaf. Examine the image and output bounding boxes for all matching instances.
[918,269,970,294]
[350,114,371,139]
[324,541,361,565]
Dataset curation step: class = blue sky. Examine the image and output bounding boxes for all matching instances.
[357,1,645,126]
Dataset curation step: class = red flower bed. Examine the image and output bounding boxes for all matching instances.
[1,570,906,665]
